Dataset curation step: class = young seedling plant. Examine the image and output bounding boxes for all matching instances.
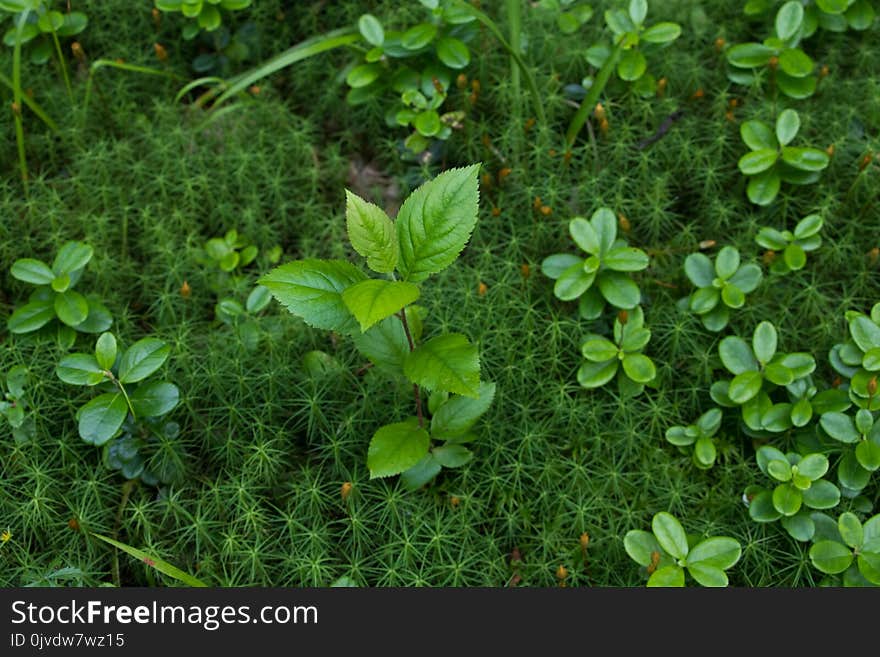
[829,303,880,411]
[579,306,657,396]
[624,511,742,587]
[683,246,762,331]
[566,0,681,144]
[154,0,251,40]
[541,207,649,320]
[809,511,880,586]
[348,2,477,154]
[1,365,35,444]
[712,321,817,435]
[726,1,818,99]
[755,213,823,275]
[215,284,273,351]
[260,164,495,487]
[819,408,880,496]
[738,108,830,206]
[665,407,724,469]
[743,0,876,36]
[7,241,113,348]
[56,332,182,485]
[745,446,841,541]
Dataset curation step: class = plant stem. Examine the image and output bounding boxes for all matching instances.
[111,480,136,588]
[49,29,73,102]
[565,39,623,149]
[398,310,424,428]
[12,10,29,193]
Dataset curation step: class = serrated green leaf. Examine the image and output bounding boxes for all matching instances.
[345,190,398,274]
[367,420,431,479]
[430,381,495,439]
[404,333,480,397]
[341,280,420,332]
[260,259,366,334]
[396,165,480,283]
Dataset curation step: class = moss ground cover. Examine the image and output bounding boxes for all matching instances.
[1,0,879,587]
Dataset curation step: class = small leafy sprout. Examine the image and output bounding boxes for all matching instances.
[727,1,817,99]
[578,306,656,395]
[712,321,817,434]
[348,3,478,154]
[536,1,594,34]
[215,284,272,351]
[829,303,880,411]
[784,375,850,429]
[745,446,841,541]
[744,0,876,37]
[819,408,880,494]
[8,241,113,345]
[809,512,880,586]
[756,214,823,274]
[260,164,494,487]
[683,246,762,331]
[738,109,830,206]
[55,332,181,485]
[153,0,251,40]
[665,408,724,469]
[200,228,259,273]
[624,512,742,587]
[542,207,649,319]
[0,1,88,65]
[1,365,35,445]
[587,0,682,97]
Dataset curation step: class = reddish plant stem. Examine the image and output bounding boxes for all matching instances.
[398,309,423,428]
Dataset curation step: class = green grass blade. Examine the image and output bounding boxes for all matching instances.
[452,1,546,125]
[211,28,360,109]
[565,40,622,148]
[0,72,59,133]
[91,533,208,587]
[12,9,29,191]
[83,59,180,121]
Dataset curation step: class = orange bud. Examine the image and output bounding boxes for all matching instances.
[762,250,777,265]
[714,37,726,52]
[556,564,569,581]
[432,76,444,95]
[832,376,842,388]
[699,239,717,250]
[646,550,661,575]
[151,7,161,28]
[498,167,512,183]
[826,144,835,157]
[10,101,21,116]
[599,117,610,137]
[481,173,492,188]
[524,117,536,132]
[154,43,168,62]
[768,56,778,70]
[725,109,735,123]
[548,148,557,157]
[68,518,80,532]
[71,41,85,61]
[249,85,261,96]
[869,377,878,397]
[860,153,873,171]
[520,263,531,279]
[456,73,468,89]
[657,77,667,97]
[450,496,461,508]
[691,88,705,100]
[564,150,572,164]
[533,196,542,209]
[491,206,501,217]
[540,205,553,216]
[180,280,191,298]
[341,481,352,501]
[594,102,606,121]
[820,65,830,78]
[618,309,629,325]
[478,281,488,296]
[869,247,880,263]
[618,213,631,233]
[470,79,480,93]
[579,532,590,550]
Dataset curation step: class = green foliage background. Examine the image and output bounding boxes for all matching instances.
[1,0,879,586]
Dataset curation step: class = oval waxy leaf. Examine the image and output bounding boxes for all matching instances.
[11,258,55,285]
[78,392,128,446]
[652,512,689,560]
[118,338,170,384]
